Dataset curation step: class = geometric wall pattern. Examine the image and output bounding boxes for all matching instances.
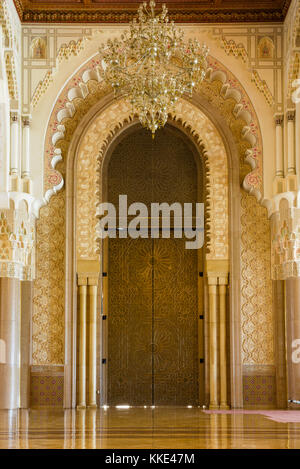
[240,190,274,365]
[243,375,276,408]
[32,188,65,365]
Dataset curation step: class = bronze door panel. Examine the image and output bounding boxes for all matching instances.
[108,237,153,406]
[108,236,198,406]
[153,237,198,406]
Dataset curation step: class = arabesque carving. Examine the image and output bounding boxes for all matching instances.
[221,37,248,63]
[42,55,263,215]
[32,188,65,364]
[240,190,274,365]
[271,197,300,280]
[0,204,35,281]
[75,98,228,261]
[31,37,88,107]
[251,70,274,106]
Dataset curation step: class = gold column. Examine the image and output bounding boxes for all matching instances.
[219,277,229,410]
[87,277,98,408]
[208,276,219,409]
[77,276,87,409]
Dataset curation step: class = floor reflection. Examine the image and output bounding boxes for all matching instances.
[0,407,299,449]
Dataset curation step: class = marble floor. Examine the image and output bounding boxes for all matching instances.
[0,407,300,449]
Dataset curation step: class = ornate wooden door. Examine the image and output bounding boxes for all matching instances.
[106,126,202,406]
[107,236,198,405]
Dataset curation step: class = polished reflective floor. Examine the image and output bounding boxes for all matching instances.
[0,407,300,449]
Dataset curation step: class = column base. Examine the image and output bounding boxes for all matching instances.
[87,404,97,409]
[209,404,219,410]
[77,404,86,410]
[219,404,230,410]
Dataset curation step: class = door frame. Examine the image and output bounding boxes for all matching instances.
[99,122,206,406]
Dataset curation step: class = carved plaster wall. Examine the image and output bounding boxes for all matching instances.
[76,98,229,262]
[0,203,35,281]
[271,197,300,280]
[32,187,65,365]
[241,190,274,365]
[32,36,269,387]
[43,54,263,215]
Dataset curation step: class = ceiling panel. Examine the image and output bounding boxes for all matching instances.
[13,0,292,23]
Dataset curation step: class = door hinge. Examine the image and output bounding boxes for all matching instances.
[199,272,204,277]
[103,272,108,277]
[102,358,107,364]
[199,314,204,320]
[200,358,204,364]
[102,315,107,320]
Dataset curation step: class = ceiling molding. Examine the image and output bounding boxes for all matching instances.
[13,1,292,24]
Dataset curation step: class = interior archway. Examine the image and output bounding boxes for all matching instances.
[68,95,237,409]
[102,124,205,406]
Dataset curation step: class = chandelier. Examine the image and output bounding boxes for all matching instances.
[100,1,209,137]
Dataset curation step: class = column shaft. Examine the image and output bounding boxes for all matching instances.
[78,283,87,408]
[296,101,300,177]
[219,283,229,409]
[0,278,20,409]
[208,282,219,409]
[22,119,30,178]
[88,282,97,408]
[287,110,296,175]
[275,114,284,177]
[10,114,19,175]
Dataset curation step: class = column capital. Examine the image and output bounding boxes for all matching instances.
[218,273,229,286]
[287,109,296,122]
[219,279,228,287]
[22,115,31,127]
[10,112,19,123]
[206,260,229,285]
[207,273,218,286]
[274,113,284,126]
[88,276,98,286]
[77,274,88,286]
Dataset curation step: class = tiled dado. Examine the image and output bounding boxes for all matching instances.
[243,365,277,409]
[30,366,64,408]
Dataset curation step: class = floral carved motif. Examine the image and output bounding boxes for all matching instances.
[271,198,300,280]
[0,206,35,281]
[76,98,229,261]
[32,189,65,364]
[43,54,263,215]
[240,190,274,365]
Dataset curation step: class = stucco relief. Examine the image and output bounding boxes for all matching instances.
[32,188,65,365]
[76,98,229,262]
[0,204,35,281]
[240,190,274,365]
[43,55,263,210]
[271,198,300,280]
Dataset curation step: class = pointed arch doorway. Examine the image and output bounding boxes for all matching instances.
[101,124,205,406]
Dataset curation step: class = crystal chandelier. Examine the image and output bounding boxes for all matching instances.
[100,1,209,137]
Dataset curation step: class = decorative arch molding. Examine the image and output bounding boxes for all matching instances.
[41,53,252,410]
[75,98,229,262]
[271,195,300,280]
[0,1,20,102]
[41,54,264,214]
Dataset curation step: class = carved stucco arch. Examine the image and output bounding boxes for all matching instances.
[75,98,229,262]
[43,53,255,408]
[42,54,263,215]
[65,86,244,408]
